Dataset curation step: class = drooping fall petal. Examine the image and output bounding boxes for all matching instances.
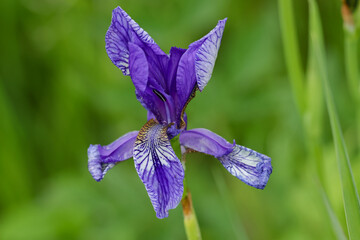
[88,131,139,182]
[180,128,272,189]
[133,119,185,218]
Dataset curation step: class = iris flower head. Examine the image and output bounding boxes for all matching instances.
[88,7,272,219]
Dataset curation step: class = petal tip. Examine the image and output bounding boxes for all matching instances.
[87,144,104,182]
[156,211,169,219]
[218,145,272,189]
[195,18,226,91]
[219,18,228,25]
[251,155,272,189]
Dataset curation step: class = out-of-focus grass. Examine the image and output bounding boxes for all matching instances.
[279,0,360,238]
[0,0,359,239]
[308,0,360,238]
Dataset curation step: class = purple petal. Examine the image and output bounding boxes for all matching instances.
[88,131,138,182]
[193,18,227,91]
[129,42,149,93]
[105,6,168,87]
[218,145,272,189]
[180,128,272,189]
[136,87,176,125]
[133,119,184,218]
[179,128,234,157]
[147,111,156,121]
[128,43,174,124]
[175,46,198,112]
[167,47,186,94]
[105,7,156,75]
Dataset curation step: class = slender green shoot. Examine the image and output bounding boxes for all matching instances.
[342,3,360,148]
[278,1,344,237]
[305,47,325,184]
[344,34,359,101]
[278,0,306,114]
[320,185,347,240]
[308,1,360,239]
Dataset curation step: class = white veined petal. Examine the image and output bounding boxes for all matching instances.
[133,119,184,218]
[195,18,227,91]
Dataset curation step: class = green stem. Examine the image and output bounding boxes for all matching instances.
[344,34,359,100]
[344,32,360,151]
[181,151,202,240]
[343,0,360,154]
[304,50,325,185]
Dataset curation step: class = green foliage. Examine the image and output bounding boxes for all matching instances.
[308,0,360,239]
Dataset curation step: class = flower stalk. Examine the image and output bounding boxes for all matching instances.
[182,188,202,240]
[181,151,202,240]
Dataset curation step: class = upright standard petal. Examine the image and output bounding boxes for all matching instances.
[180,128,272,189]
[105,6,168,85]
[176,18,227,109]
[105,7,156,75]
[133,119,184,218]
[88,131,138,182]
[128,42,149,93]
[193,18,227,91]
[167,47,186,95]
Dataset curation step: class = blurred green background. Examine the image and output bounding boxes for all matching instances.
[0,0,359,239]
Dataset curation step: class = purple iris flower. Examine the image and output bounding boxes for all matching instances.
[88,6,272,219]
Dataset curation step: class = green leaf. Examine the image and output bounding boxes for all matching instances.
[308,0,360,239]
[344,34,359,101]
[278,0,306,114]
[305,43,325,183]
[320,186,347,240]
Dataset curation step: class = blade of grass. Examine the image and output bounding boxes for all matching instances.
[305,47,325,184]
[342,5,360,151]
[320,185,348,240]
[278,0,306,114]
[344,34,359,101]
[278,2,345,237]
[305,20,347,239]
[278,0,324,181]
[308,0,360,239]
[344,29,360,158]
[212,168,249,240]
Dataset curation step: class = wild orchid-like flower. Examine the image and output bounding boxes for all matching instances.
[88,6,272,219]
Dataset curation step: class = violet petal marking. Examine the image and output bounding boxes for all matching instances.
[88,131,139,182]
[180,128,272,189]
[194,18,227,91]
[133,119,184,218]
[105,6,156,75]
